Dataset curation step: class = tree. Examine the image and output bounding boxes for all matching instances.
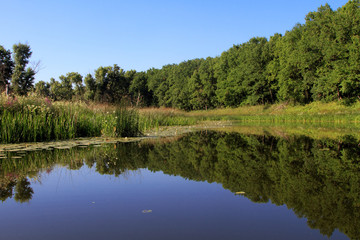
[93,64,129,103]
[34,80,50,97]
[265,33,282,103]
[14,178,33,203]
[11,43,35,95]
[67,72,84,99]
[49,78,62,100]
[49,76,73,101]
[277,24,306,103]
[84,73,96,101]
[58,74,74,100]
[189,57,217,110]
[129,71,153,106]
[0,45,14,92]
[215,44,246,107]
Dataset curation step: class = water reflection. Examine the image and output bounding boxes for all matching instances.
[0,131,359,239]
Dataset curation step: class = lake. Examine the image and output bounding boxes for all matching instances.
[0,129,358,240]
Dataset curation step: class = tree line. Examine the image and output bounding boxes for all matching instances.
[1,0,359,109]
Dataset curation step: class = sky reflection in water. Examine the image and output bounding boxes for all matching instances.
[0,131,354,240]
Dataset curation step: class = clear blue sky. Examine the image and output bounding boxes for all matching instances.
[1,0,350,82]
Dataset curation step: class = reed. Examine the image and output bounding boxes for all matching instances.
[0,95,143,143]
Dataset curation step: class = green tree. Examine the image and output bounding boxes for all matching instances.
[265,33,282,103]
[11,43,35,95]
[215,45,243,106]
[189,57,217,110]
[58,74,74,100]
[94,64,129,103]
[147,65,173,107]
[84,73,96,101]
[129,71,153,106]
[49,76,73,101]
[277,24,305,103]
[14,178,33,203]
[49,78,61,100]
[67,72,84,99]
[0,45,14,91]
[34,80,50,97]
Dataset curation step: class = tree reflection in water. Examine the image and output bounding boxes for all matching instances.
[0,131,359,239]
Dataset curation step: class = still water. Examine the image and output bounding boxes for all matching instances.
[0,130,358,239]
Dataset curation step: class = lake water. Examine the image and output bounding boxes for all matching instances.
[0,130,358,239]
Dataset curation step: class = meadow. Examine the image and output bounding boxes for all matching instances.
[189,101,360,125]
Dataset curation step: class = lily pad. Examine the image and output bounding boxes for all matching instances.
[235,191,246,195]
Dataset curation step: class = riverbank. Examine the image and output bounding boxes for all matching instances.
[188,101,360,124]
[1,95,360,144]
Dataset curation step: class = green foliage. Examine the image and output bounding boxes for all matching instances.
[7,1,359,110]
[84,73,96,101]
[0,45,14,90]
[129,72,153,106]
[0,95,145,143]
[101,106,141,137]
[34,80,50,97]
[189,57,218,110]
[93,64,130,103]
[11,43,35,96]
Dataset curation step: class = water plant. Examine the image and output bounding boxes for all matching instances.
[0,95,142,143]
[0,95,200,143]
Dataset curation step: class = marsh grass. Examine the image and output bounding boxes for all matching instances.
[3,95,359,144]
[138,107,198,131]
[189,101,360,124]
[0,95,144,143]
[0,96,201,143]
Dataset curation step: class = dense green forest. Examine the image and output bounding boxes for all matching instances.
[1,0,359,109]
[1,131,359,238]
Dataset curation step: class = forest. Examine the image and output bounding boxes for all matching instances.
[0,0,359,109]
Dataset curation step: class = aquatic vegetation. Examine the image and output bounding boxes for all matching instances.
[0,95,142,143]
[138,107,198,131]
[0,95,201,143]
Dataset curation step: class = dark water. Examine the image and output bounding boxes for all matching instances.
[0,131,359,240]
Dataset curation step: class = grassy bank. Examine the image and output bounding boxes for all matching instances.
[0,95,196,143]
[2,95,360,144]
[189,101,360,125]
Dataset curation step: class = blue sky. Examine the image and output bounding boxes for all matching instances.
[1,0,350,82]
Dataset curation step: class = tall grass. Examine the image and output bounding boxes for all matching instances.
[138,107,198,131]
[0,95,142,143]
[0,95,201,144]
[189,101,360,125]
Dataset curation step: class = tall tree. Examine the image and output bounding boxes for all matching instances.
[11,43,35,95]
[265,33,282,103]
[189,57,217,110]
[0,45,14,92]
[93,64,129,103]
[277,24,305,103]
[67,72,84,99]
[84,73,96,101]
[129,71,153,106]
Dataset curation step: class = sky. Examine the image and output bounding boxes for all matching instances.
[1,0,350,83]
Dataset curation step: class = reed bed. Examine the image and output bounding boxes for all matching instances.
[138,107,198,131]
[0,95,142,143]
[0,95,200,143]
